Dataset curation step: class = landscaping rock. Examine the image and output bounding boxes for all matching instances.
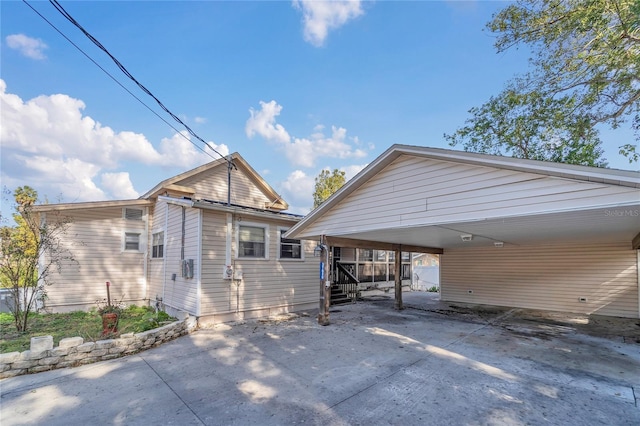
[0,317,194,379]
[30,336,53,352]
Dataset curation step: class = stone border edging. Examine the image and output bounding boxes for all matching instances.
[0,316,196,379]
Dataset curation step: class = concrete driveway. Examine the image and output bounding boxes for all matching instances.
[1,293,639,425]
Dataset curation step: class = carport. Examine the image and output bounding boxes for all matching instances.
[286,145,640,323]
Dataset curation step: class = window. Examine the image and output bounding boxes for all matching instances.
[279,229,302,259]
[124,208,144,221]
[358,249,373,262]
[124,232,141,251]
[152,231,164,258]
[238,225,267,258]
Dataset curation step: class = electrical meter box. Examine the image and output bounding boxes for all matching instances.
[222,265,233,280]
[182,259,194,279]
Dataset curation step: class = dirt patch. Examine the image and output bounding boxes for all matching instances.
[356,294,640,344]
[501,309,640,344]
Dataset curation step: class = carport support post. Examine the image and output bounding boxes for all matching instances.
[394,247,403,310]
[318,235,331,326]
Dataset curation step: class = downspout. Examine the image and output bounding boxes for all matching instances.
[637,250,640,319]
[181,206,186,262]
[226,213,233,311]
[143,207,149,305]
[196,209,202,317]
[226,214,232,265]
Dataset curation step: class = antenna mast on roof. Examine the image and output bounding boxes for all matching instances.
[227,155,237,206]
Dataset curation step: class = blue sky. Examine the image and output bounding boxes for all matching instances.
[1,1,637,220]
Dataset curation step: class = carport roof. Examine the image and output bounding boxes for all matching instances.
[286,145,640,250]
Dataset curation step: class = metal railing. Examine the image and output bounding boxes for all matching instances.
[334,262,360,302]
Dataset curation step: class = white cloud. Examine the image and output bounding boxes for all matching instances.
[342,163,368,180]
[292,0,364,47]
[246,100,370,167]
[15,154,106,202]
[278,163,366,214]
[6,34,48,60]
[157,132,229,168]
[0,79,223,206]
[194,116,207,124]
[245,100,291,143]
[101,172,139,199]
[279,170,315,214]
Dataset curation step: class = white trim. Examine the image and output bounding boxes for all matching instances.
[151,230,165,259]
[122,230,145,253]
[235,221,270,260]
[162,202,169,304]
[158,196,194,207]
[277,226,304,261]
[38,213,46,282]
[637,250,640,319]
[143,207,149,301]
[196,209,202,317]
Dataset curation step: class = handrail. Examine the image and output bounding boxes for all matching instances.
[336,262,359,284]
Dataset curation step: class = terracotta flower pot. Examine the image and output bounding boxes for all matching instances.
[102,312,119,336]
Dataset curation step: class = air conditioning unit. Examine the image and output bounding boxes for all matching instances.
[222,265,233,280]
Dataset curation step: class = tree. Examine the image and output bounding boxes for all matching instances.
[0,186,76,332]
[313,169,346,208]
[446,0,639,165]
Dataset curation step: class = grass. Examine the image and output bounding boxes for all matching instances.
[0,306,176,354]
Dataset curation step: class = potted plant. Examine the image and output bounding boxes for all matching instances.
[97,281,123,336]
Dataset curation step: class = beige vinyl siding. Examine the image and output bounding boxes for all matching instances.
[43,207,147,311]
[302,155,639,237]
[441,242,639,318]
[200,211,318,316]
[175,165,273,209]
[163,204,199,315]
[199,210,228,314]
[147,202,166,303]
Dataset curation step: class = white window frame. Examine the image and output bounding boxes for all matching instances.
[235,222,269,260]
[122,231,144,253]
[151,231,164,259]
[277,227,304,261]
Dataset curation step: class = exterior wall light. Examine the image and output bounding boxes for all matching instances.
[314,243,327,257]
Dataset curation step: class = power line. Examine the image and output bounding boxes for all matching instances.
[47,0,228,161]
[21,0,226,162]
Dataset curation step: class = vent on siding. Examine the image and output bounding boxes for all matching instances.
[124,208,144,221]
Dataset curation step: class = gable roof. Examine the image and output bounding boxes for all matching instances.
[30,152,288,214]
[142,152,288,210]
[286,144,640,249]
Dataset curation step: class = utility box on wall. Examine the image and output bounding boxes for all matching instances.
[233,269,243,280]
[182,259,194,279]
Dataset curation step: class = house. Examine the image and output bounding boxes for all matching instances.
[32,153,319,324]
[286,144,640,319]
